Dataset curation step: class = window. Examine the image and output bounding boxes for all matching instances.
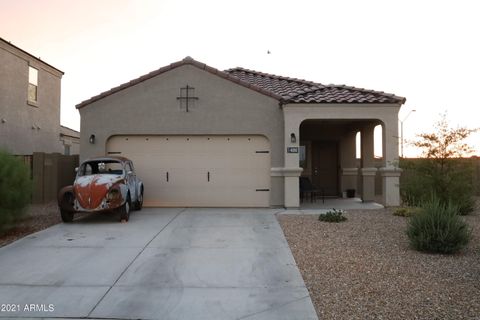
[374,125,383,158]
[299,145,307,169]
[356,131,361,159]
[28,66,38,103]
[78,161,124,176]
[64,145,71,156]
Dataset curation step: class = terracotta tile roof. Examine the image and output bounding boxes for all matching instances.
[60,125,80,138]
[76,57,282,109]
[225,67,406,104]
[76,57,405,109]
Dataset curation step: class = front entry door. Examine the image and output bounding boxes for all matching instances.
[312,141,338,196]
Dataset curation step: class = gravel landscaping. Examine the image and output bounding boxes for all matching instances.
[0,202,61,248]
[278,207,480,320]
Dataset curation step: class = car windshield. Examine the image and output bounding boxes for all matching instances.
[78,160,124,176]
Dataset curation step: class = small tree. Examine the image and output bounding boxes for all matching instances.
[0,150,32,232]
[401,113,478,214]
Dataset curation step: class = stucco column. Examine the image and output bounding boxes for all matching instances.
[360,124,377,202]
[283,112,302,208]
[380,168,402,206]
[340,131,358,193]
[380,119,402,206]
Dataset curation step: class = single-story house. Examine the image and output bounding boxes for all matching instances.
[76,57,405,208]
[59,125,80,155]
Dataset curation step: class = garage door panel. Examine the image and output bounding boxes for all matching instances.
[107,135,270,207]
[210,170,269,187]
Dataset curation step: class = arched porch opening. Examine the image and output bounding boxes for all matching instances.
[299,119,385,203]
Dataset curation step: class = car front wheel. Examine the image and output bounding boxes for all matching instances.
[135,188,143,211]
[60,209,74,222]
[60,193,75,223]
[118,195,131,222]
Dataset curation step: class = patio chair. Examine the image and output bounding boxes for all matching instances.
[299,177,325,203]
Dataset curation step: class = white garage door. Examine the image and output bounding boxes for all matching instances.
[106,135,271,207]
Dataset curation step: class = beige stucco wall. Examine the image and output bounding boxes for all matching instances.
[78,64,285,206]
[59,126,80,155]
[60,136,80,155]
[0,40,63,155]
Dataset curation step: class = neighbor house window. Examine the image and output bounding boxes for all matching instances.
[64,145,71,156]
[28,66,38,103]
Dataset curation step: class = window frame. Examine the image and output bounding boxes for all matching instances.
[27,66,39,106]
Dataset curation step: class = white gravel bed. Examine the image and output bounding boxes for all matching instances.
[278,208,480,320]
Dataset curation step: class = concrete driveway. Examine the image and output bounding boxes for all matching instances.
[0,208,318,320]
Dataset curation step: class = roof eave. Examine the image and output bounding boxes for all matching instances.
[0,37,64,75]
[76,57,282,109]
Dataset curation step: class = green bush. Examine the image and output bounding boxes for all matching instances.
[401,158,475,215]
[393,207,421,217]
[406,196,471,254]
[0,150,32,232]
[319,209,347,223]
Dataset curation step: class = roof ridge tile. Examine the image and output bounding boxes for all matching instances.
[77,57,284,108]
[77,58,406,109]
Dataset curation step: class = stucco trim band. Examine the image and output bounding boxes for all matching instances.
[360,167,378,176]
[379,167,402,177]
[271,167,303,177]
[341,167,359,176]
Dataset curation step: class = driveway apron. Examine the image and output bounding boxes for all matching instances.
[0,208,318,320]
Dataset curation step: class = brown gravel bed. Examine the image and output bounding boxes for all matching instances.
[278,208,480,320]
[0,203,62,248]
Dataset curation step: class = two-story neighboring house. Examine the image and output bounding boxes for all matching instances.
[0,37,70,156]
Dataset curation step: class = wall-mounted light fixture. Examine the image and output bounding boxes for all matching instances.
[290,133,296,144]
[89,134,96,144]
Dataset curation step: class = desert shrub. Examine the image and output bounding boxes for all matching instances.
[406,195,471,254]
[318,209,347,223]
[393,206,421,217]
[0,150,32,232]
[401,158,475,215]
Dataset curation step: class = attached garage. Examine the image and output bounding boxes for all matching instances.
[106,135,271,207]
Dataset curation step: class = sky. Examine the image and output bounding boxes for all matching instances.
[2,0,479,157]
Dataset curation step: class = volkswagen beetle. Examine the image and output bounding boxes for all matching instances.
[58,156,144,222]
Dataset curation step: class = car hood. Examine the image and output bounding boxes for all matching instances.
[74,174,124,210]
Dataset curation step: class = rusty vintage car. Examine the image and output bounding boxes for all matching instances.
[58,156,144,222]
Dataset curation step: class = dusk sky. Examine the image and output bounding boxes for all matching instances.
[2,0,479,156]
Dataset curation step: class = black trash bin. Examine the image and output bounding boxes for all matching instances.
[346,189,356,198]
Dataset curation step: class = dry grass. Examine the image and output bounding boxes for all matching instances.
[278,207,480,320]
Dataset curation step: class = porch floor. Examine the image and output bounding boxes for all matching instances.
[281,197,384,215]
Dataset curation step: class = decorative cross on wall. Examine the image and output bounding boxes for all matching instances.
[176,85,199,112]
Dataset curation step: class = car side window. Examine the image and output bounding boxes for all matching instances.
[82,163,93,176]
[125,162,132,174]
